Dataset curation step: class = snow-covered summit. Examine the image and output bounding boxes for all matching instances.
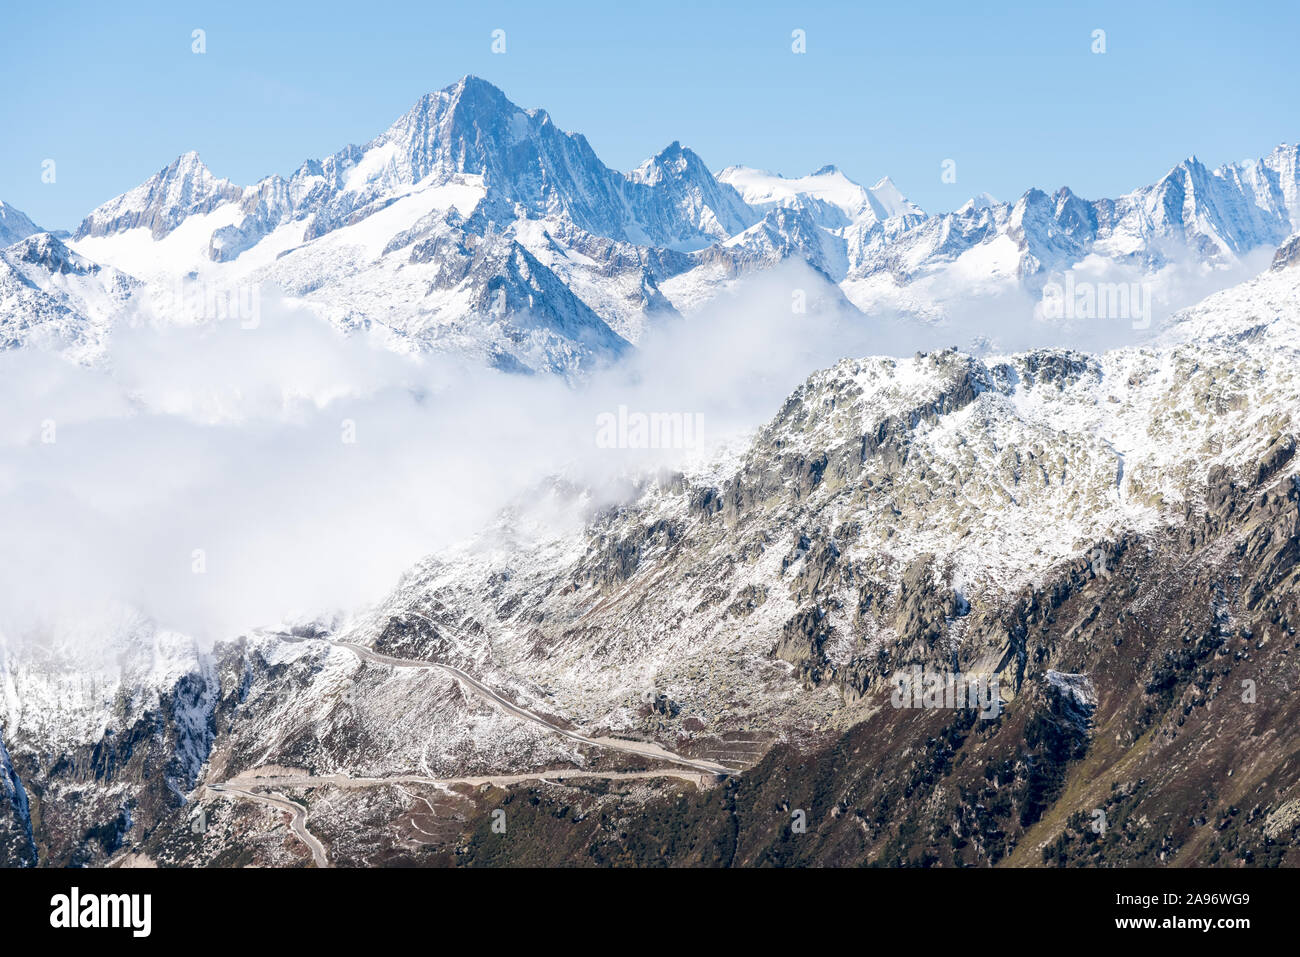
[75,151,243,241]
[0,200,42,248]
[716,164,924,228]
[957,192,999,214]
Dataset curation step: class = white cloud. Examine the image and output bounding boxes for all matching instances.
[0,254,1271,647]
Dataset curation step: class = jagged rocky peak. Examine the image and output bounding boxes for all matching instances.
[369,73,611,198]
[351,75,699,245]
[379,74,530,183]
[1003,187,1097,277]
[957,192,1000,214]
[865,175,923,221]
[631,141,707,184]
[1135,149,1300,256]
[75,150,243,241]
[0,200,42,247]
[623,141,757,245]
[1274,233,1300,270]
[5,231,98,276]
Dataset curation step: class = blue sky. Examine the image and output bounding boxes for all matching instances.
[4,0,1298,230]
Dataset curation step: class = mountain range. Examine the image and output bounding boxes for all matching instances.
[2,77,1300,869]
[2,75,1299,373]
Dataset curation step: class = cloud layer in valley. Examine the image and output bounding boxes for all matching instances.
[0,255,1260,648]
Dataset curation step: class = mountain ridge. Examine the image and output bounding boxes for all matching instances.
[3,255,1298,866]
[3,77,1297,375]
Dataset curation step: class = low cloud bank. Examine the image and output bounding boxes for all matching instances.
[0,256,1264,646]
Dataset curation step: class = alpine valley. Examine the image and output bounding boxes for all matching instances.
[3,77,1300,868]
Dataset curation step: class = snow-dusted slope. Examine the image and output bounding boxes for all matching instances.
[76,151,244,242]
[0,609,219,865]
[0,201,42,248]
[0,232,138,357]
[331,259,1300,751]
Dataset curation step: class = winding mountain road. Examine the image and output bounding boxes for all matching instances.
[228,766,718,791]
[206,615,738,865]
[207,784,328,868]
[210,766,716,867]
[330,613,738,776]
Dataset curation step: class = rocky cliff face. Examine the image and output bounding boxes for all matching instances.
[0,735,35,866]
[1273,233,1300,271]
[457,463,1298,867]
[74,151,244,242]
[0,621,217,866]
[0,200,41,248]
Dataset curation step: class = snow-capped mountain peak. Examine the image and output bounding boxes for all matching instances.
[629,140,701,185]
[956,191,999,214]
[8,231,97,276]
[0,231,138,356]
[6,77,1299,380]
[1125,145,1300,258]
[716,164,923,230]
[74,150,243,242]
[625,141,757,245]
[866,175,923,221]
[0,200,42,248]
